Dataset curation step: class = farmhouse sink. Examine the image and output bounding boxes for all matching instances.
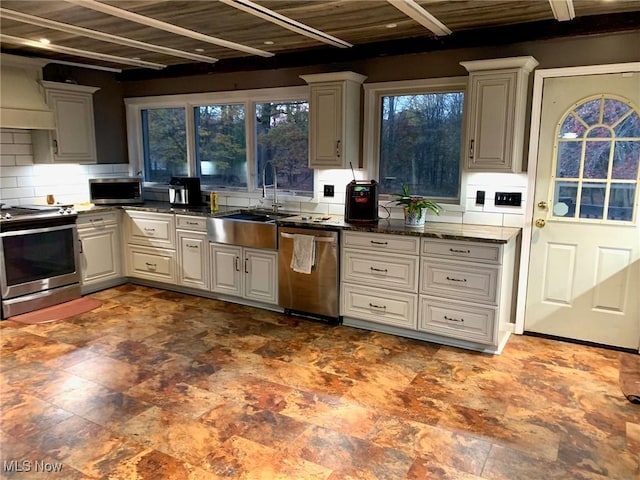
[207,209,296,249]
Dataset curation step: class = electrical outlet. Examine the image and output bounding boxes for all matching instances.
[495,192,522,206]
[323,184,335,197]
[475,190,485,205]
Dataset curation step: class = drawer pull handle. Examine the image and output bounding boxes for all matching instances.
[449,248,470,254]
[369,303,386,311]
[145,262,157,269]
[144,227,156,233]
[370,267,388,273]
[89,217,103,223]
[186,243,198,249]
[370,240,388,246]
[444,315,464,323]
[446,276,467,283]
[186,221,198,225]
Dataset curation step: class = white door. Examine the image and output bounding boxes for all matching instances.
[525,72,640,350]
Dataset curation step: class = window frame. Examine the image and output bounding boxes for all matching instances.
[363,77,468,206]
[125,86,310,196]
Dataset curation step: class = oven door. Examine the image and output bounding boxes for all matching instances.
[0,223,80,300]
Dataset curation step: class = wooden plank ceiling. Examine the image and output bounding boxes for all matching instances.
[1,0,639,72]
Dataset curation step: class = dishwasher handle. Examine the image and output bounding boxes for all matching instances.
[280,232,335,244]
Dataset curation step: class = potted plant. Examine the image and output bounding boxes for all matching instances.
[392,185,442,227]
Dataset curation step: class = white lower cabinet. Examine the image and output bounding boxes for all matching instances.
[77,211,122,292]
[341,231,419,329]
[124,210,176,284]
[341,231,517,354]
[176,215,208,290]
[210,243,277,305]
[418,237,516,352]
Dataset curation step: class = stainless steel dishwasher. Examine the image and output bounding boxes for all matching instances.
[278,226,340,323]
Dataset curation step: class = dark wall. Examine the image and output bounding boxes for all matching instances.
[122,31,640,97]
[43,64,128,164]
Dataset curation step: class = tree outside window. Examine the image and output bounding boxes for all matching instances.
[378,91,464,200]
[196,105,247,188]
[256,101,312,194]
[142,108,187,183]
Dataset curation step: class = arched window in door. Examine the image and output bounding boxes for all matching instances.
[551,95,640,223]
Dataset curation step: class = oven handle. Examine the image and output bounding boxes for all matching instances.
[0,222,77,238]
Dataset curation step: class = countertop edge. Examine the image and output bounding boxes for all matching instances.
[77,203,521,244]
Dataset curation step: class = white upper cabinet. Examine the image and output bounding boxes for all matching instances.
[461,57,538,172]
[300,71,367,169]
[32,81,99,164]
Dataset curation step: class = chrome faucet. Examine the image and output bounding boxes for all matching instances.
[261,161,280,212]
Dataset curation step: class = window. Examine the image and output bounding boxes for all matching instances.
[128,86,313,196]
[255,100,311,193]
[141,108,187,183]
[552,95,640,222]
[365,78,466,202]
[195,104,247,188]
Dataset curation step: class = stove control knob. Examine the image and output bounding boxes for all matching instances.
[58,208,66,214]
[3,213,11,219]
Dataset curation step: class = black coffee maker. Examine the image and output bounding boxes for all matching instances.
[344,180,379,223]
[169,177,202,206]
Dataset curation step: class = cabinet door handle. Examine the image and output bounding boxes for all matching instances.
[469,139,474,159]
[369,303,387,312]
[446,276,467,283]
[370,240,388,246]
[244,258,249,274]
[449,248,470,254]
[53,139,59,154]
[78,239,83,254]
[234,257,240,271]
[370,267,388,273]
[336,140,341,157]
[444,315,464,323]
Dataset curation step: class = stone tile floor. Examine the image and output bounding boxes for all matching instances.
[0,284,638,479]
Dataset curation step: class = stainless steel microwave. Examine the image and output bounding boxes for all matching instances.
[89,177,143,205]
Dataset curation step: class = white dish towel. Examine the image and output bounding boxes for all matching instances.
[290,234,316,274]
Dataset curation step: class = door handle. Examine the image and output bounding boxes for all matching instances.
[537,201,548,209]
[535,218,546,228]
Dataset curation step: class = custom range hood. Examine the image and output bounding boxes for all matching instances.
[0,53,55,130]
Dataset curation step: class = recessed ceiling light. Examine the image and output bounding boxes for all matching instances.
[264,41,274,45]
[385,23,397,29]
[195,48,205,52]
[39,38,50,44]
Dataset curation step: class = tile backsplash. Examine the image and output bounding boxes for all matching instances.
[1,129,130,206]
[1,128,527,227]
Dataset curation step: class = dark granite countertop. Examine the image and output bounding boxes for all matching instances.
[77,202,520,244]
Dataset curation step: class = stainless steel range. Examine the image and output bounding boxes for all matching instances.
[0,205,81,319]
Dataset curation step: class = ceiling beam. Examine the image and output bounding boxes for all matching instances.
[0,8,218,64]
[0,34,166,69]
[387,0,451,36]
[549,0,576,21]
[65,0,274,57]
[218,0,352,48]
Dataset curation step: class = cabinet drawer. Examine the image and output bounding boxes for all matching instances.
[419,296,496,345]
[127,245,176,283]
[77,211,118,227]
[176,215,207,231]
[343,231,420,255]
[342,283,417,329]
[422,238,501,264]
[342,249,418,292]
[420,259,499,304]
[125,211,175,248]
